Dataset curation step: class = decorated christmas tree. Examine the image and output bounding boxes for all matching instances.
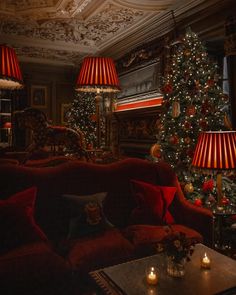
[155,27,234,205]
[67,92,97,148]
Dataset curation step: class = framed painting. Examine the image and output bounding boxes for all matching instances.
[61,103,71,124]
[31,85,47,108]
[117,60,160,100]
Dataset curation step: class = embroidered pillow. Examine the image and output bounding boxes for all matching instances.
[63,192,113,238]
[0,187,48,254]
[130,180,176,225]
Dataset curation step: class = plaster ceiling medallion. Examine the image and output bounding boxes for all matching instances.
[0,3,144,47]
[0,0,223,66]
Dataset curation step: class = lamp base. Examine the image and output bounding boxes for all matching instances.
[216,173,223,206]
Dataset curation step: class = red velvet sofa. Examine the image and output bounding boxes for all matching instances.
[0,158,213,294]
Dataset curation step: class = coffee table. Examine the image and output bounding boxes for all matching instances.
[89,244,236,295]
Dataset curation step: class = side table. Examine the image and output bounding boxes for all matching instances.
[212,205,236,253]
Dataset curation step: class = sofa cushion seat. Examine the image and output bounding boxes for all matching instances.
[0,241,70,291]
[67,228,134,273]
[123,224,203,257]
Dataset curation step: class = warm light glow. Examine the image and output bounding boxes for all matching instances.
[192,131,236,170]
[0,44,23,89]
[201,253,211,269]
[75,57,120,93]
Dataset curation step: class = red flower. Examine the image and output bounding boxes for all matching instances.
[202,179,214,193]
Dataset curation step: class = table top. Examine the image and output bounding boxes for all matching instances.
[212,205,236,216]
[90,244,236,295]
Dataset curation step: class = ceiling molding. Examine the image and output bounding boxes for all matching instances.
[0,0,233,66]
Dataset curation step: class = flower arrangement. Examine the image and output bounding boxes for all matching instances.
[156,227,196,264]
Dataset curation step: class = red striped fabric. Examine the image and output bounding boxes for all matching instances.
[0,44,23,88]
[192,131,236,170]
[75,57,120,92]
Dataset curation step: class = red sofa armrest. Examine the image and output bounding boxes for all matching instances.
[172,180,213,246]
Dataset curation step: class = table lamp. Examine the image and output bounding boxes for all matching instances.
[75,56,120,147]
[192,131,236,205]
[0,44,23,89]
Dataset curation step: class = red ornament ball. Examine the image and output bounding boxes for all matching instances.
[184,137,191,144]
[184,121,191,130]
[221,196,230,206]
[186,105,196,116]
[169,135,179,145]
[162,83,173,94]
[194,198,202,207]
[90,114,97,122]
[199,118,208,130]
[207,79,214,87]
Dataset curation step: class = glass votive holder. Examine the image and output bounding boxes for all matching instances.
[201,253,211,269]
[146,266,159,285]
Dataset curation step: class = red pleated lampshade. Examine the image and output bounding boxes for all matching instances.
[75,57,120,93]
[192,131,236,170]
[0,44,23,89]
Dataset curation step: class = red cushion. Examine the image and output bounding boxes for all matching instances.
[0,187,48,254]
[130,180,176,225]
[123,224,203,257]
[124,224,203,246]
[67,229,134,273]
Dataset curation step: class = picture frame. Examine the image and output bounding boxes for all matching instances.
[31,85,48,108]
[61,103,71,124]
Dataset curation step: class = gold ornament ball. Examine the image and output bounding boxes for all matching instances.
[184,183,194,193]
[150,144,161,158]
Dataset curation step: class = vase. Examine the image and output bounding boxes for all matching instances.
[166,256,186,278]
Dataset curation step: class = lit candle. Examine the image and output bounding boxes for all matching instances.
[146,267,158,285]
[201,253,211,269]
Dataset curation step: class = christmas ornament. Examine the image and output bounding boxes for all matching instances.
[155,119,164,131]
[184,120,191,130]
[199,118,208,130]
[162,83,173,94]
[150,143,162,158]
[87,143,93,149]
[184,49,191,56]
[207,79,214,87]
[207,194,216,204]
[194,198,202,207]
[169,135,179,145]
[184,182,194,193]
[90,114,97,122]
[221,196,230,206]
[184,137,191,144]
[186,105,196,116]
[171,101,181,118]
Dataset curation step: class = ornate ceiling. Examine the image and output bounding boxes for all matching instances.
[0,0,226,67]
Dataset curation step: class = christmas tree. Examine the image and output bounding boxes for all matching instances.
[156,28,233,205]
[67,92,97,148]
